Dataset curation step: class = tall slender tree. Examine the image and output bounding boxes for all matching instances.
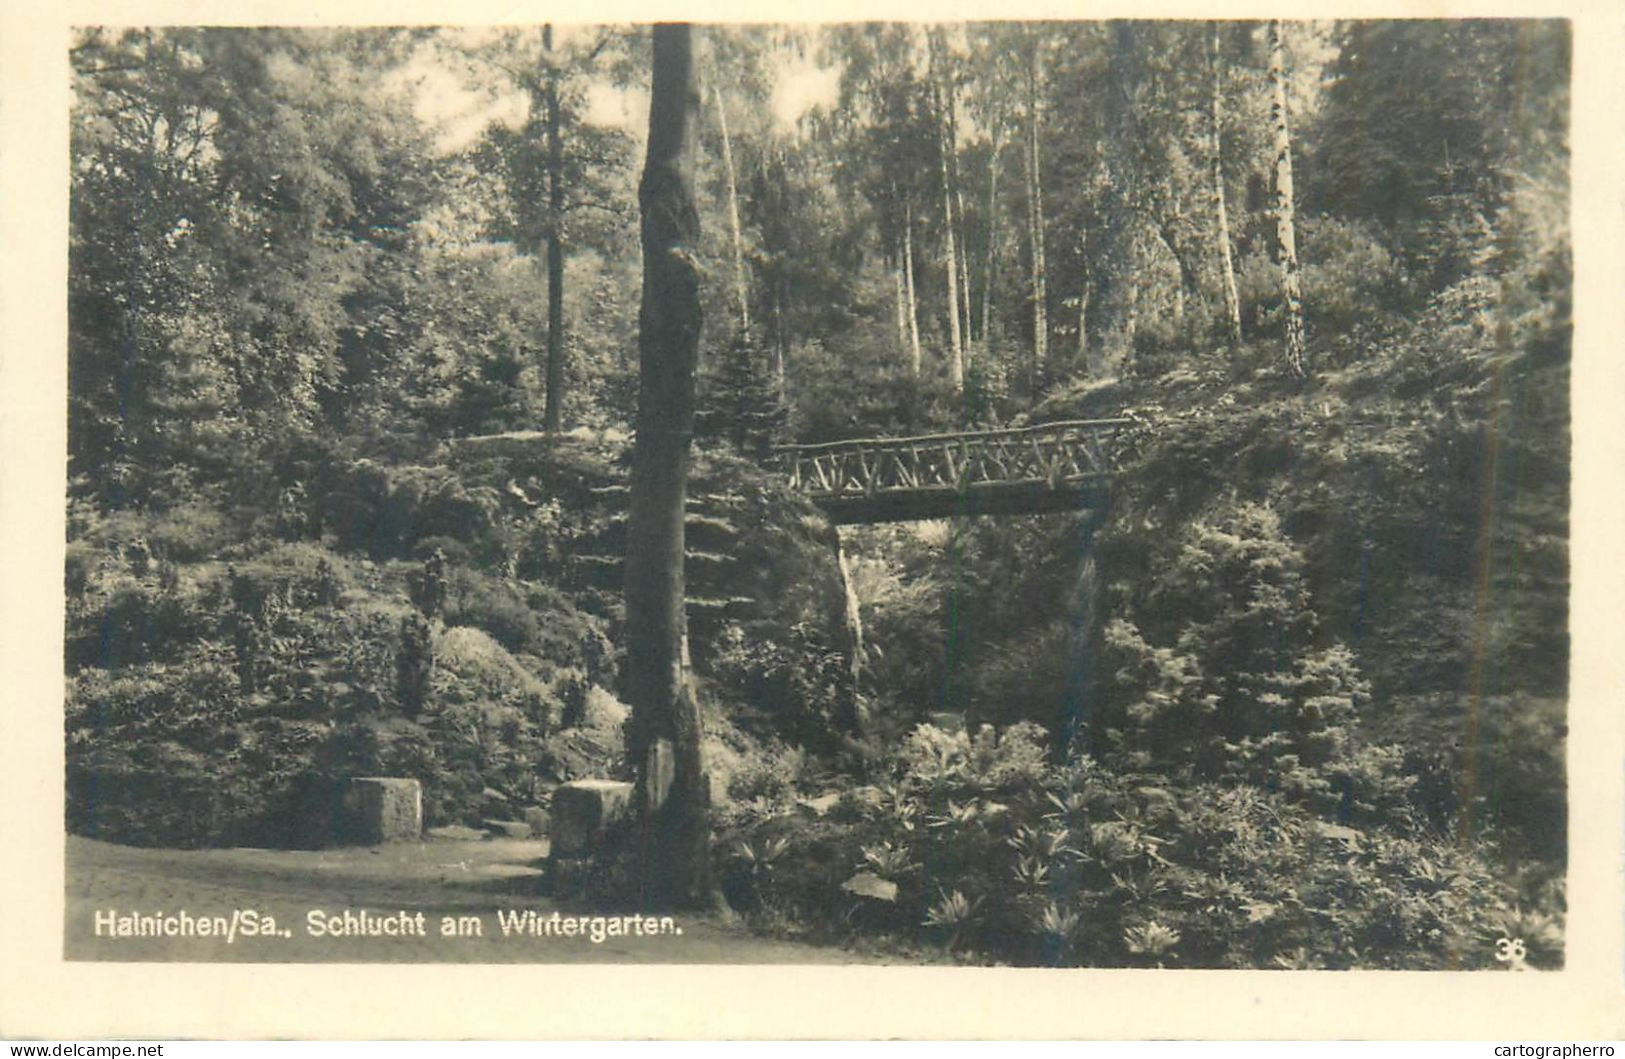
[964,25,1023,366]
[1024,28,1049,380]
[830,24,934,377]
[982,119,1004,354]
[624,22,713,908]
[893,234,910,354]
[542,24,567,433]
[903,200,922,375]
[1100,21,1145,373]
[1211,21,1244,349]
[473,27,636,434]
[1075,227,1092,367]
[942,30,975,353]
[713,82,751,337]
[930,31,965,392]
[1268,20,1306,376]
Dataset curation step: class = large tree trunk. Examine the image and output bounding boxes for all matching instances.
[542,24,567,434]
[903,201,922,376]
[714,82,750,337]
[1211,21,1243,349]
[624,23,711,909]
[1025,33,1048,384]
[1268,20,1307,377]
[1102,23,1141,372]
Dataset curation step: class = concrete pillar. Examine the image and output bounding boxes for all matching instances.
[344,778,422,844]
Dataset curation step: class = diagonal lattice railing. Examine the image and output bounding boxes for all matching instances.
[772,418,1130,521]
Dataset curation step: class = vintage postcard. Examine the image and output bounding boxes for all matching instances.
[2,0,1623,1040]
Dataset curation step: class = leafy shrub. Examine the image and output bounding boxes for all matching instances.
[67,740,257,849]
[333,607,403,715]
[439,569,607,680]
[1389,693,1566,868]
[724,742,807,806]
[1101,501,1412,821]
[968,624,1075,733]
[899,722,1050,794]
[722,728,1543,969]
[397,614,434,716]
[66,570,209,670]
[838,541,947,728]
[320,460,508,563]
[64,540,98,596]
[220,542,356,612]
[534,684,629,786]
[69,644,243,741]
[143,501,234,562]
[786,326,966,443]
[433,625,556,727]
[709,620,857,751]
[1297,215,1407,339]
[62,511,582,846]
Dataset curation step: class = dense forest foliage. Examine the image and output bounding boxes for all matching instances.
[66,21,1568,968]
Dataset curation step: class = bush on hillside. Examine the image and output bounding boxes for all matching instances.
[1099,501,1413,822]
[64,522,615,847]
[721,722,1540,969]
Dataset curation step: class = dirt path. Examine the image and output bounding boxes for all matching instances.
[65,836,877,964]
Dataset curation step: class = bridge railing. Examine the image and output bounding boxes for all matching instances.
[771,418,1132,500]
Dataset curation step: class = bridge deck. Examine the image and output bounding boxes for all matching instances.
[773,418,1128,524]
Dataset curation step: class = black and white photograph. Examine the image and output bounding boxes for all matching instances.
[4,0,1623,1040]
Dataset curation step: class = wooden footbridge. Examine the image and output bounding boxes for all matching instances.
[773,418,1131,524]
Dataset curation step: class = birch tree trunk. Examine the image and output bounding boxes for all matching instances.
[1170,191,1186,329]
[624,22,712,909]
[894,251,909,354]
[542,24,566,433]
[1076,238,1091,369]
[772,156,789,400]
[903,201,922,376]
[1078,281,1091,371]
[774,273,787,397]
[944,60,974,350]
[1268,20,1307,377]
[981,125,1001,352]
[1025,32,1048,382]
[1124,231,1140,359]
[1211,21,1244,348]
[932,37,965,392]
[957,212,974,353]
[713,83,750,337]
[940,157,965,390]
